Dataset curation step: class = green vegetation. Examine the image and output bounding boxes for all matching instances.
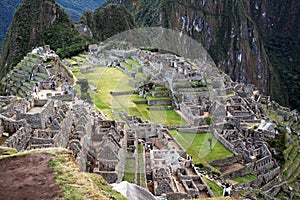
[169,130,233,175]
[231,174,257,184]
[71,61,187,125]
[137,144,146,188]
[203,177,223,197]
[125,58,142,67]
[48,150,127,200]
[89,174,127,200]
[0,147,18,155]
[169,131,233,162]
[0,0,94,77]
[266,126,286,165]
[123,157,135,183]
[0,0,105,51]
[81,3,136,41]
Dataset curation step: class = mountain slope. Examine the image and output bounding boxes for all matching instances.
[0,0,107,51]
[109,0,300,110]
[56,0,107,22]
[81,3,136,41]
[0,0,22,51]
[0,0,93,78]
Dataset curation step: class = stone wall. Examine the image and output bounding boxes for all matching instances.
[147,99,172,106]
[212,130,238,155]
[110,91,135,96]
[1,116,32,151]
[50,93,74,101]
[53,111,72,148]
[17,100,55,129]
[209,155,243,167]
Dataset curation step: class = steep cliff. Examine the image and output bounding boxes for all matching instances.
[0,0,92,78]
[109,0,300,110]
[250,0,300,109]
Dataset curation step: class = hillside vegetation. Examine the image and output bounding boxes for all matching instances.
[0,0,94,78]
[0,0,106,51]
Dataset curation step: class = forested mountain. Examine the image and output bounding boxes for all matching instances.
[0,0,106,50]
[1,0,299,110]
[0,0,94,77]
[108,0,300,110]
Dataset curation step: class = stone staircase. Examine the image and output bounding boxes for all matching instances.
[282,135,300,183]
[1,53,50,98]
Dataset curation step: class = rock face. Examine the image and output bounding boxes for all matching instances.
[108,0,300,110]
[0,0,91,78]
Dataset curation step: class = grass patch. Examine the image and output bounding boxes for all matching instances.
[126,58,142,67]
[169,131,233,162]
[0,147,18,155]
[72,65,187,125]
[123,157,135,183]
[48,149,126,200]
[89,174,127,200]
[203,177,223,197]
[169,131,234,174]
[231,174,257,184]
[66,58,77,65]
[146,94,170,101]
[121,62,132,71]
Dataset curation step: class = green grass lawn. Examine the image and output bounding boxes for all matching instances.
[71,64,188,125]
[203,177,223,197]
[125,58,142,67]
[169,131,233,162]
[231,174,257,184]
[123,157,135,183]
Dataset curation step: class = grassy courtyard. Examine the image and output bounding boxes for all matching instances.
[71,63,187,126]
[169,130,234,163]
[231,174,257,184]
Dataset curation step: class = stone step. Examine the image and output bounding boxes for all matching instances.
[22,82,34,91]
[19,63,34,71]
[261,176,280,191]
[17,89,26,98]
[12,72,30,81]
[13,82,21,88]
[288,164,300,183]
[24,56,41,64]
[285,152,300,179]
[27,52,43,60]
[283,145,298,173]
[20,86,31,93]
[21,60,36,68]
[33,76,44,82]
[11,87,17,93]
[35,72,48,79]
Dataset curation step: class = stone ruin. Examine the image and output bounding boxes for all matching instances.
[89,46,298,198]
[0,45,299,199]
[119,111,214,199]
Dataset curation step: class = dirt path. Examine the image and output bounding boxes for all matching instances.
[0,153,61,200]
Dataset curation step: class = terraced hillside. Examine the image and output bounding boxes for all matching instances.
[0,46,74,97]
